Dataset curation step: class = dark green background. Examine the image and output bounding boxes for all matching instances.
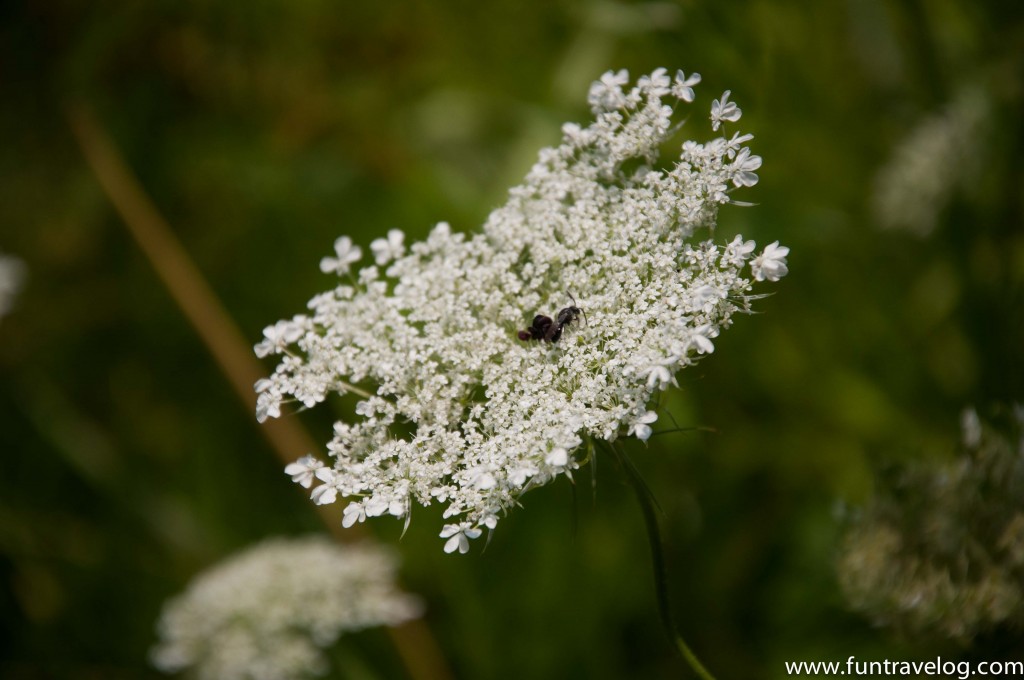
[2,0,1022,678]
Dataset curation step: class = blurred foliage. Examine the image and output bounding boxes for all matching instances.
[1,0,1023,678]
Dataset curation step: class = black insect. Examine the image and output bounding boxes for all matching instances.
[518,293,587,343]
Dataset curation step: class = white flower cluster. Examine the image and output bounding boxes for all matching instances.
[257,68,788,553]
[151,536,422,680]
[0,251,25,322]
[872,89,989,236]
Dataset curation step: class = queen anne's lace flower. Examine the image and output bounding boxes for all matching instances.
[256,69,788,552]
[837,407,1024,641]
[151,536,422,680]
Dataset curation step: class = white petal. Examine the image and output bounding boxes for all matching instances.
[439,524,459,539]
[319,256,339,273]
[443,535,462,554]
[311,485,337,505]
[342,504,364,528]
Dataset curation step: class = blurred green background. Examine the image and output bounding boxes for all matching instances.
[2,0,1022,678]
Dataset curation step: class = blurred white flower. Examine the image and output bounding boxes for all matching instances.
[319,236,362,275]
[151,536,422,680]
[370,229,406,266]
[872,89,989,236]
[588,68,631,112]
[637,67,672,98]
[257,69,788,552]
[838,406,1024,641]
[960,408,982,449]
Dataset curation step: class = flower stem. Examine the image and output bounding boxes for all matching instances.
[610,443,718,680]
[338,380,375,399]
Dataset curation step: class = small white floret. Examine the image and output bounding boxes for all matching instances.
[342,502,366,528]
[672,70,701,102]
[440,523,482,554]
[710,90,742,131]
[319,236,362,275]
[629,411,659,441]
[750,241,790,282]
[284,455,323,489]
[370,229,406,265]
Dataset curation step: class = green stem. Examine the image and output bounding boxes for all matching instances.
[338,380,375,399]
[610,444,718,680]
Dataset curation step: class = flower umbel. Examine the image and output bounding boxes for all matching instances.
[151,536,422,680]
[838,406,1024,641]
[256,69,788,552]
